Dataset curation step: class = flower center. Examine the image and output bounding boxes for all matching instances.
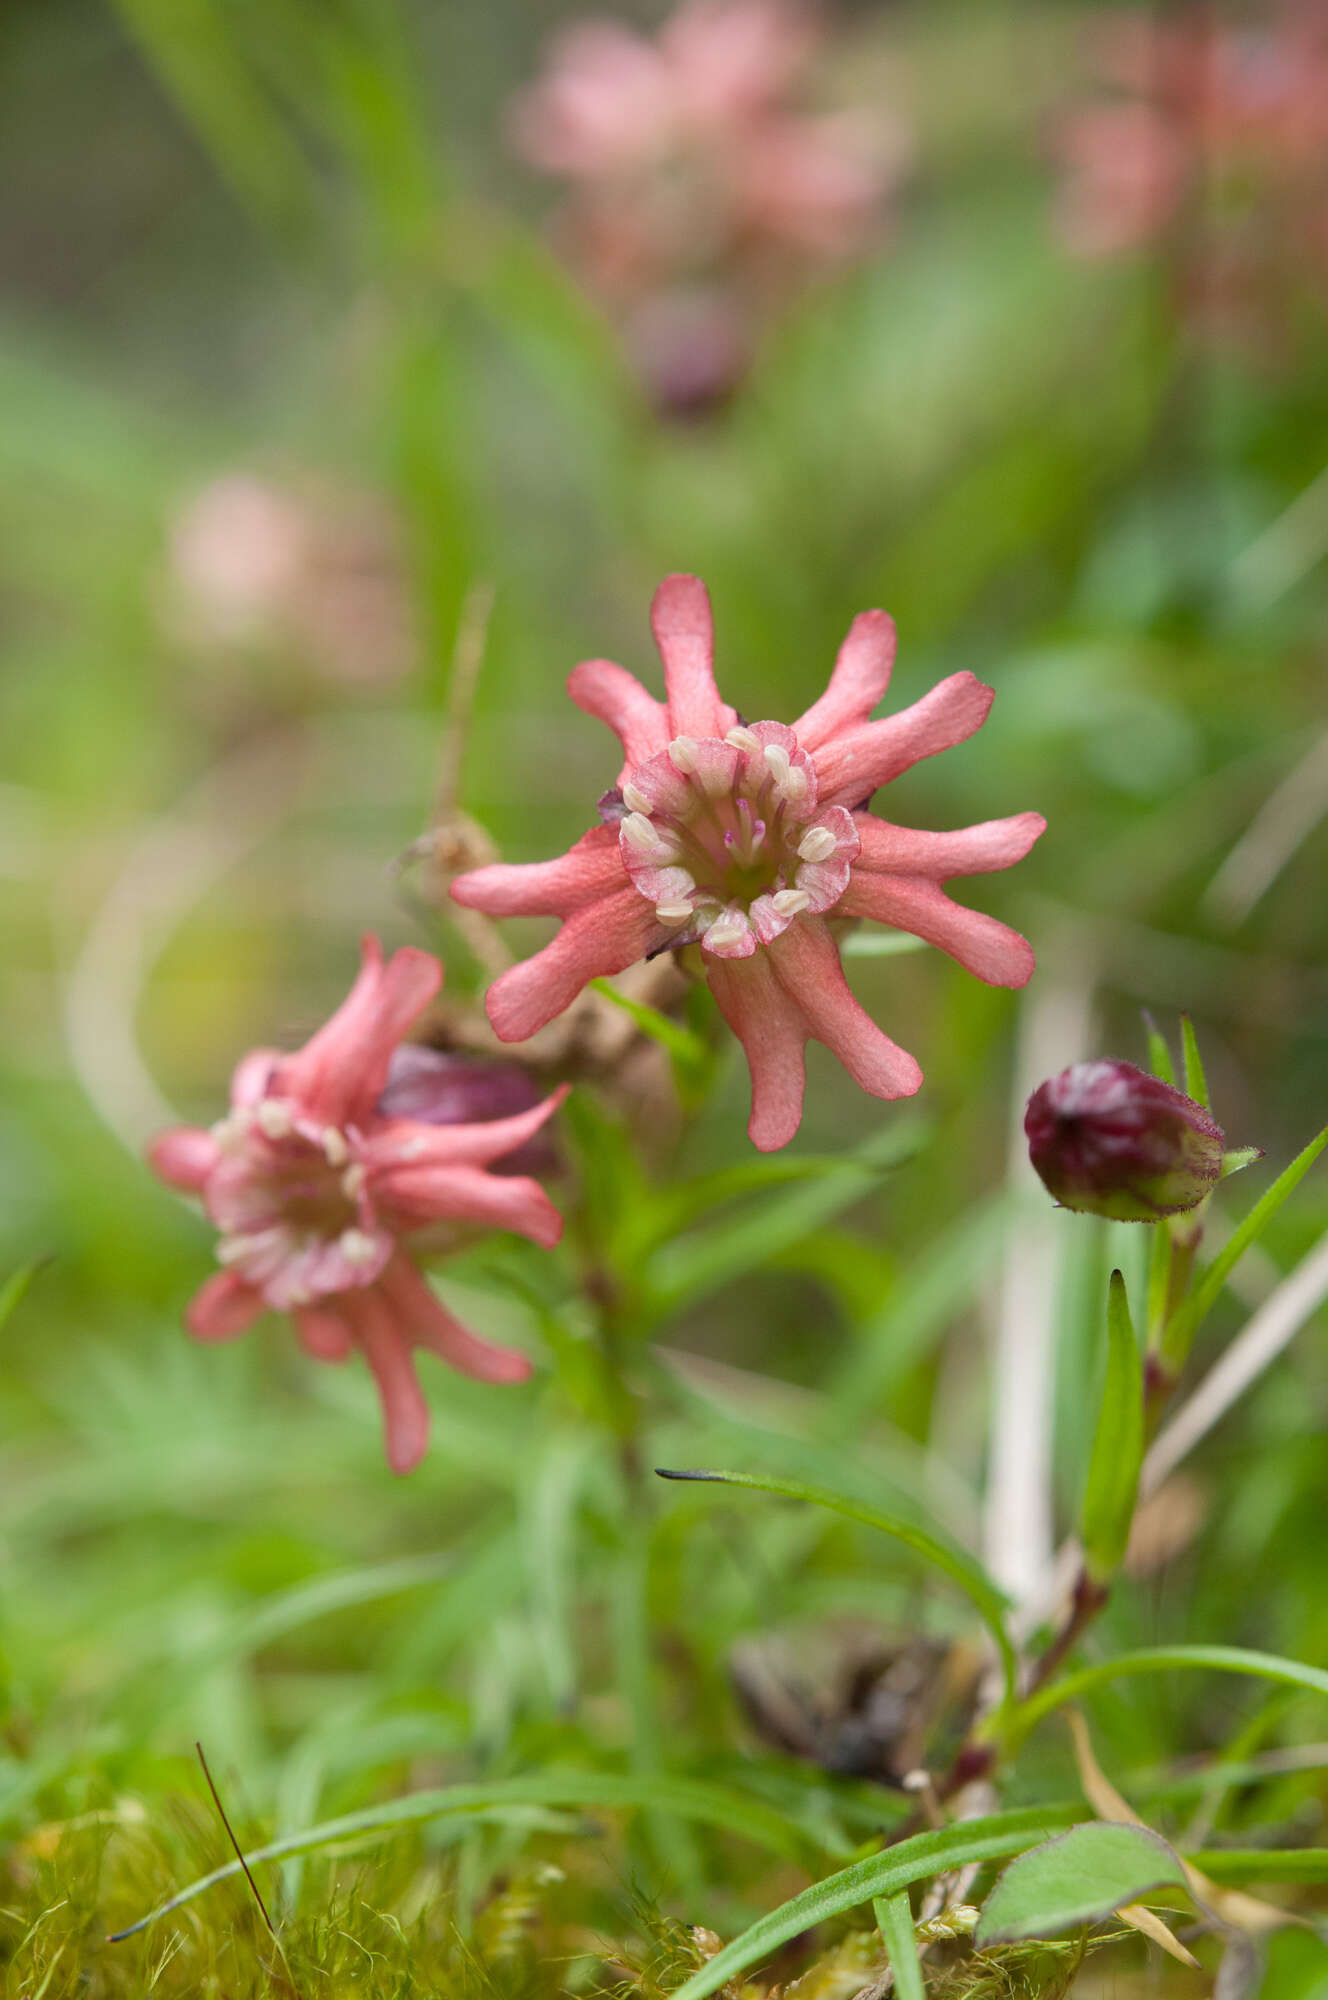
[617,721,859,960]
[206,1099,390,1309]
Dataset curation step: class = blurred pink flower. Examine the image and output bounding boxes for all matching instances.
[453,576,1042,1152]
[1052,4,1328,305]
[509,0,908,409]
[167,473,416,686]
[149,938,566,1473]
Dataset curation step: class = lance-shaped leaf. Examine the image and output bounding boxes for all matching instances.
[1081,1271,1144,1584]
[976,1822,1188,1946]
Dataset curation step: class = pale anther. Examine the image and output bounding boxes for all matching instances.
[725,726,760,752]
[621,812,660,851]
[322,1127,349,1166]
[256,1100,293,1140]
[771,888,812,918]
[339,1228,380,1266]
[762,743,791,781]
[667,735,699,774]
[798,825,837,864]
[621,781,652,814]
[341,1164,367,1199]
[656,901,694,923]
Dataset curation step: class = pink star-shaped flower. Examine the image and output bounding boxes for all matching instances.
[148,937,566,1472]
[452,576,1044,1151]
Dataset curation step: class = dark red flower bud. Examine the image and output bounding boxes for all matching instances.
[1024,1060,1224,1221]
[378,1047,557,1176]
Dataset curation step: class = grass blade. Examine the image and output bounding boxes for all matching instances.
[109,1771,841,1939]
[875,1893,925,2000]
[1166,1121,1328,1353]
[654,1467,1017,1702]
[1012,1644,1328,1746]
[664,1809,1076,2000]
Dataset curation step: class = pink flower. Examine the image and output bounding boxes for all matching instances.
[508,0,907,410]
[148,938,567,1473]
[452,577,1043,1152]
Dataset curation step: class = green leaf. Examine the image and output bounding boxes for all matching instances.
[1189,1849,1328,1884]
[1143,1013,1176,1086]
[662,1809,1076,2000]
[646,1118,929,1315]
[1180,1017,1210,1111]
[109,1770,834,1940]
[108,0,315,234]
[875,1893,925,2000]
[0,1260,47,1332]
[654,1466,1017,1702]
[1080,1271,1144,1584]
[976,1823,1186,1945]
[1165,1122,1328,1353]
[589,978,711,1085]
[1011,1645,1328,1747]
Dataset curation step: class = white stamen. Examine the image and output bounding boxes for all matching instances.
[667,735,699,774]
[322,1126,349,1166]
[621,781,652,814]
[210,1110,252,1152]
[771,888,812,918]
[339,1228,380,1267]
[621,811,660,851]
[783,766,809,800]
[798,825,837,864]
[255,1099,293,1140]
[655,900,695,923]
[217,1227,285,1267]
[763,743,791,783]
[703,908,751,951]
[725,726,760,753]
[341,1163,367,1199]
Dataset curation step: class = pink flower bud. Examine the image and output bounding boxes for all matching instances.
[377,1047,556,1177]
[1024,1060,1225,1221]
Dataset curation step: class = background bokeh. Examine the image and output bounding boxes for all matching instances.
[2,1,1327,1992]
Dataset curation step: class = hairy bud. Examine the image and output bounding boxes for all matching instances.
[1024,1060,1224,1221]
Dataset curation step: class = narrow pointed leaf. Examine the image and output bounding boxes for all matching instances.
[875,1893,925,2000]
[1180,1017,1210,1111]
[1014,1644,1328,1745]
[1081,1271,1144,1583]
[663,1809,1076,2000]
[976,1823,1187,1945]
[1167,1122,1328,1352]
[655,1466,1017,1700]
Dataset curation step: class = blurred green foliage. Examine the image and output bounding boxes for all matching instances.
[2,0,1327,1993]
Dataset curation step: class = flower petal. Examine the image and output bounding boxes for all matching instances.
[354,1288,432,1475]
[274,936,443,1129]
[379,1162,564,1247]
[567,656,670,778]
[812,672,995,807]
[853,810,1046,879]
[483,889,663,1042]
[379,1258,533,1384]
[148,1125,219,1193]
[230,1047,281,1108]
[185,1270,266,1341]
[840,873,1036,987]
[451,826,628,917]
[706,953,808,1152]
[651,573,737,739]
[366,1085,571,1173]
[770,916,924,1101]
[792,609,897,750]
[294,1302,355,1361]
